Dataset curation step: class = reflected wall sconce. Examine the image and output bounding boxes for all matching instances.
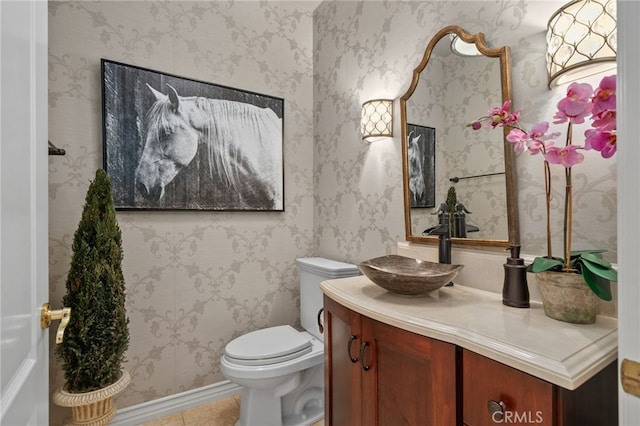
[449,34,482,57]
[361,99,393,142]
[546,0,616,88]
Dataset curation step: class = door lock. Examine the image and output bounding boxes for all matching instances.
[40,303,71,344]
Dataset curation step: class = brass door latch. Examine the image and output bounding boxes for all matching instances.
[40,303,71,344]
[622,359,640,397]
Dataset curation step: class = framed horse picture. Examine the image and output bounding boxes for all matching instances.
[406,123,435,208]
[102,59,284,211]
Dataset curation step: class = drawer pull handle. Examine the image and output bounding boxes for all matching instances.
[487,400,506,422]
[317,308,324,334]
[359,341,371,371]
[347,335,359,363]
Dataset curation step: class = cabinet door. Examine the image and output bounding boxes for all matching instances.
[361,317,458,426]
[462,349,553,426]
[324,296,363,426]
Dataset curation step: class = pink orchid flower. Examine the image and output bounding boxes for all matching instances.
[528,122,560,154]
[470,121,483,130]
[467,74,616,277]
[591,109,616,129]
[553,82,594,125]
[489,100,520,128]
[545,145,584,168]
[585,128,617,158]
[528,139,553,155]
[467,100,521,130]
[592,75,616,115]
[506,122,559,155]
[584,75,616,157]
[506,129,529,153]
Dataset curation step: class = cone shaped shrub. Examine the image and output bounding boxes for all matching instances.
[56,169,129,393]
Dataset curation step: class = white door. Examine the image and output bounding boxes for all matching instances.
[618,1,640,424]
[0,1,49,425]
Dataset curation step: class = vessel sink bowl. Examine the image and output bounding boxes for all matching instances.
[358,255,464,296]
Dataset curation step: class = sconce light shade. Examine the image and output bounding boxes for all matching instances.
[546,0,616,88]
[449,34,482,57]
[361,99,393,142]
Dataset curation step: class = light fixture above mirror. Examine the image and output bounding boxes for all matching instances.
[546,0,617,88]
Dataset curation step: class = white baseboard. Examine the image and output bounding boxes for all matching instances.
[110,381,242,425]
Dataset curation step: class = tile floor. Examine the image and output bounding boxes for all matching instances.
[140,394,325,426]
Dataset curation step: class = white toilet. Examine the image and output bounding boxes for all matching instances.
[220,257,360,426]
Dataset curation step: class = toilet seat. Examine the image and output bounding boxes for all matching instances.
[224,325,312,366]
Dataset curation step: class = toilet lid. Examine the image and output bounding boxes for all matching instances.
[224,325,313,366]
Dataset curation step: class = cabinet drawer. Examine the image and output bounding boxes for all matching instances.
[462,349,554,426]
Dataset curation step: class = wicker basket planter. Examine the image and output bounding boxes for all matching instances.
[53,370,130,426]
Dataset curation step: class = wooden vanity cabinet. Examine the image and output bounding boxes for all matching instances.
[463,349,617,426]
[324,296,618,426]
[323,296,457,426]
[463,349,552,425]
[324,295,362,425]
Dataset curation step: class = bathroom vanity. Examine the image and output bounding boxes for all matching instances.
[321,276,618,426]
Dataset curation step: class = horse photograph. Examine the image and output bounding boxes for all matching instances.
[406,124,436,208]
[102,59,284,211]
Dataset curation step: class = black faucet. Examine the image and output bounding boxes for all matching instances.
[423,222,452,265]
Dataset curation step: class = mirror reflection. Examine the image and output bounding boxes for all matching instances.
[401,25,519,248]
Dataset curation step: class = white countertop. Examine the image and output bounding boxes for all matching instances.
[321,275,618,390]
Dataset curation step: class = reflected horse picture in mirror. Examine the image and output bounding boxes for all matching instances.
[407,124,435,208]
[400,25,519,248]
[102,59,284,211]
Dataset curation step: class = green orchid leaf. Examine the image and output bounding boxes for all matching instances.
[529,257,563,273]
[580,251,612,269]
[571,249,606,255]
[581,257,618,282]
[582,266,613,301]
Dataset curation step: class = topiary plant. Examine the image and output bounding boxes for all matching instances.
[445,186,457,215]
[445,186,457,235]
[56,169,129,393]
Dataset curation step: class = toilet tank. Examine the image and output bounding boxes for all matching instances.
[296,257,360,340]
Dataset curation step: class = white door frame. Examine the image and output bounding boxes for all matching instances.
[617,0,640,424]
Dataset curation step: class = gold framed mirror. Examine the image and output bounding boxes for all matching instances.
[400,25,519,248]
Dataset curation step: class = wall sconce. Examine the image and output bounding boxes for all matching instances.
[546,0,616,88]
[361,99,393,142]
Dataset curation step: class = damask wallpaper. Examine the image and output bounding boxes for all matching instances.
[48,1,617,424]
[48,1,316,424]
[313,0,617,263]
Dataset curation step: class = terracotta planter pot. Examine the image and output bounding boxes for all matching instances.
[535,271,599,324]
[53,370,130,426]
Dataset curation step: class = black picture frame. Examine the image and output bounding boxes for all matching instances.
[102,59,284,211]
[406,123,435,208]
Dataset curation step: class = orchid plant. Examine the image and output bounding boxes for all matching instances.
[468,75,617,301]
